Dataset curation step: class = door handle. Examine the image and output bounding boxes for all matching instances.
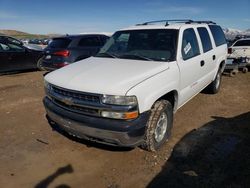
[200,60,205,67]
[213,55,216,60]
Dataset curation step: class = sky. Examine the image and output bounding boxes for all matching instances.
[0,0,249,34]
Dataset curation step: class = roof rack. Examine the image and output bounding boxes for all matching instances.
[136,20,216,26]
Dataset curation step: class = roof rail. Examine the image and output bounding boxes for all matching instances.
[137,19,194,26]
[136,19,216,26]
[192,20,216,24]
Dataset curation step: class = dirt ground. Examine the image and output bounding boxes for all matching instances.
[0,71,249,188]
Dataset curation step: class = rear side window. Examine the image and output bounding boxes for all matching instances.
[209,25,226,46]
[182,28,200,60]
[78,37,101,47]
[49,38,71,48]
[233,40,250,46]
[197,27,213,53]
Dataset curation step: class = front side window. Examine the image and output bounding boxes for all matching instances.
[233,40,250,47]
[209,25,226,46]
[96,29,178,62]
[1,42,25,52]
[197,27,213,53]
[181,28,200,60]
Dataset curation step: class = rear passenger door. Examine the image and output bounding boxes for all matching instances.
[178,28,204,105]
[77,36,103,61]
[197,27,216,83]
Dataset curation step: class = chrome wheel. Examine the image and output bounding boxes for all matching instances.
[154,112,168,143]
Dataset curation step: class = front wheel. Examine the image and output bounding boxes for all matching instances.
[206,69,222,94]
[141,100,173,152]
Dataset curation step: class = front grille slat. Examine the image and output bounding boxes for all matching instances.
[50,86,100,116]
[52,86,100,103]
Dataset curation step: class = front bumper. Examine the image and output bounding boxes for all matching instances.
[43,97,150,147]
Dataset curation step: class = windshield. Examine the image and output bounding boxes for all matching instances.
[96,29,178,61]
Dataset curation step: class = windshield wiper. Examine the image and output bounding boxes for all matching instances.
[119,54,153,61]
[95,52,118,58]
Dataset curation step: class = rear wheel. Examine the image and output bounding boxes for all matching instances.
[141,100,173,152]
[206,69,222,94]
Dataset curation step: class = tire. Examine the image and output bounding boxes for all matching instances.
[242,67,248,73]
[141,100,173,152]
[37,57,45,71]
[206,69,222,94]
[230,70,237,77]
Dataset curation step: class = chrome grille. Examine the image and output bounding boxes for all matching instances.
[54,99,99,116]
[50,85,101,116]
[52,86,100,103]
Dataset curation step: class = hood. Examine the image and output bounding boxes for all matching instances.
[24,44,44,51]
[45,57,169,95]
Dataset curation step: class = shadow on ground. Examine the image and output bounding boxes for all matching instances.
[35,164,73,188]
[148,112,250,188]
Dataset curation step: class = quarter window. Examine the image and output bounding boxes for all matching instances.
[181,28,200,60]
[197,27,213,53]
[209,25,226,46]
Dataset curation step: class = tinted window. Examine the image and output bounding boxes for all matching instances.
[182,28,200,60]
[0,41,25,52]
[97,29,178,61]
[233,40,250,46]
[0,42,10,51]
[209,25,226,46]
[78,37,101,47]
[197,27,213,53]
[7,37,23,46]
[49,38,71,48]
[7,43,25,52]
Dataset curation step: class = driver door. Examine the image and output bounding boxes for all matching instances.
[0,41,12,72]
[5,41,28,71]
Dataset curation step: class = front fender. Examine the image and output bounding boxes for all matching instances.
[126,62,179,113]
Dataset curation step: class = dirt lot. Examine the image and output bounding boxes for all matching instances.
[0,71,249,188]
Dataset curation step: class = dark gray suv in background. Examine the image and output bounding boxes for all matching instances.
[39,34,110,71]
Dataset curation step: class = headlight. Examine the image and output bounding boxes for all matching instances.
[101,95,138,106]
[44,80,51,91]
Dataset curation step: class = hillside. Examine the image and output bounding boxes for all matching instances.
[223,28,250,40]
[0,29,50,39]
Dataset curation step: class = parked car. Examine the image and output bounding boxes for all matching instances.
[0,35,43,73]
[228,38,250,64]
[39,34,110,71]
[29,39,43,45]
[43,20,227,151]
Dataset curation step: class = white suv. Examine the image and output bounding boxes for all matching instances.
[43,20,227,151]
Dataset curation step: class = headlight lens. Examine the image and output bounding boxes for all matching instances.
[44,80,51,91]
[101,95,138,106]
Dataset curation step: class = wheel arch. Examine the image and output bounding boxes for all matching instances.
[155,90,179,112]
